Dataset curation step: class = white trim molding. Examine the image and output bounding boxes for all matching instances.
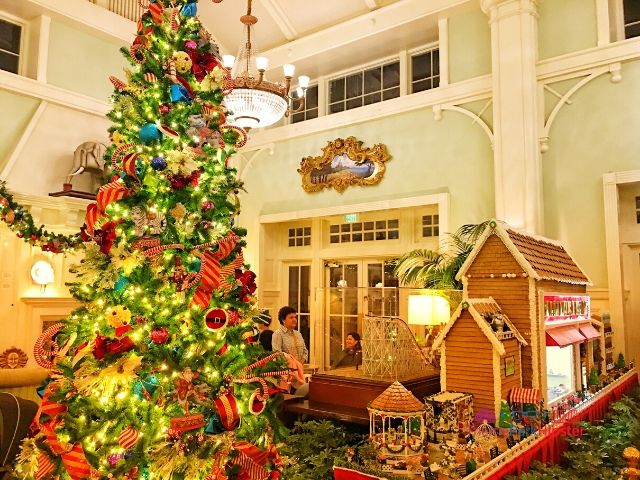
[602,169,640,358]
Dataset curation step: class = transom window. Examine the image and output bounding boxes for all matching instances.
[0,18,22,74]
[288,227,311,247]
[636,196,640,224]
[328,60,400,114]
[411,48,440,93]
[329,219,399,244]
[624,0,640,39]
[291,84,319,124]
[422,214,439,237]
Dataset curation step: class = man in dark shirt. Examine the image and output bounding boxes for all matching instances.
[256,310,273,351]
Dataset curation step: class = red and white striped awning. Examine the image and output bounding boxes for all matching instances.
[510,387,541,404]
[579,323,600,341]
[546,325,585,347]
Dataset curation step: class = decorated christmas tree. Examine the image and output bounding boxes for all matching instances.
[6,1,290,479]
[497,400,513,429]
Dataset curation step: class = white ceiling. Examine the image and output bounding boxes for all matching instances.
[197,0,474,83]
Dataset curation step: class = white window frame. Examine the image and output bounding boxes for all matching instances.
[408,42,441,94]
[0,12,26,76]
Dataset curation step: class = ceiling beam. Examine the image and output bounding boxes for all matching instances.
[262,0,473,71]
[261,0,298,41]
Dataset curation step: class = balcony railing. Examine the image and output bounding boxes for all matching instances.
[88,0,143,22]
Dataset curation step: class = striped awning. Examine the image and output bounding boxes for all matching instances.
[510,387,541,404]
[579,323,600,341]
[546,325,585,347]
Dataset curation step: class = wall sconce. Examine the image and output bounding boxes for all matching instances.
[31,260,54,292]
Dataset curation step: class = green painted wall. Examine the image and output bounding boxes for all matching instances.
[47,21,128,100]
[238,107,495,266]
[448,9,491,83]
[543,59,640,287]
[538,0,597,60]
[0,92,40,171]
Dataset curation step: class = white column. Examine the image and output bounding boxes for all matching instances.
[481,0,542,233]
[438,18,449,87]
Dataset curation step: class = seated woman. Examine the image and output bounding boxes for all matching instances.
[332,332,362,368]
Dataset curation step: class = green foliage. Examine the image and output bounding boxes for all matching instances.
[507,388,640,480]
[279,421,365,480]
[588,367,600,386]
[393,221,490,288]
[616,353,625,369]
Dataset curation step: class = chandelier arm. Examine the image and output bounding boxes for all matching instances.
[285,97,306,117]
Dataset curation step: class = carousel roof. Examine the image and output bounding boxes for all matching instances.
[369,381,424,413]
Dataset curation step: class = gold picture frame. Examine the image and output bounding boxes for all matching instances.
[505,355,516,377]
[298,137,391,193]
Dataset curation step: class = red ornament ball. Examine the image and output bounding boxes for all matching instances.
[159,104,171,115]
[150,328,170,344]
[118,426,140,449]
[201,201,214,211]
[16,232,24,238]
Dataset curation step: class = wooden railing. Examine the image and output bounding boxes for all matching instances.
[88,0,144,22]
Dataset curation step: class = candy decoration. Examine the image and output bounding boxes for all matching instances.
[34,451,55,480]
[171,9,180,31]
[34,323,63,369]
[118,426,140,449]
[221,125,248,148]
[213,391,240,431]
[110,143,138,171]
[248,390,266,415]
[129,44,147,64]
[157,124,179,139]
[204,308,228,331]
[143,72,157,83]
[109,76,127,92]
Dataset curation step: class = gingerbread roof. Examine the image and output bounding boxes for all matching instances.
[456,220,591,285]
[433,297,527,355]
[368,381,424,413]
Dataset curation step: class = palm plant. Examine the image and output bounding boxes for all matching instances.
[393,221,490,289]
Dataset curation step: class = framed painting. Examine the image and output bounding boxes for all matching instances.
[504,355,516,377]
[297,136,391,193]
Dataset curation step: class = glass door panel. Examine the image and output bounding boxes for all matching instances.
[365,261,399,317]
[288,265,311,357]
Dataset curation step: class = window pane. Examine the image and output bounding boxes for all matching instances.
[330,225,339,233]
[626,23,640,38]
[352,223,362,231]
[423,227,432,237]
[432,49,440,76]
[388,230,399,240]
[624,0,640,23]
[300,266,310,313]
[306,108,319,120]
[423,216,432,225]
[330,102,345,114]
[296,228,303,236]
[341,234,350,242]
[364,67,382,94]
[288,266,299,307]
[289,228,295,236]
[636,196,640,208]
[376,220,386,229]
[296,238,303,246]
[352,233,362,242]
[341,224,351,232]
[306,85,318,109]
[412,53,428,81]
[376,231,386,240]
[346,73,363,98]
[346,97,363,110]
[0,21,21,54]
[291,112,305,124]
[433,226,440,236]
[432,76,440,88]
[364,222,374,230]
[0,51,18,74]
[330,78,345,102]
[288,238,295,246]
[364,92,380,105]
[383,62,400,88]
[412,79,430,93]
[303,237,310,246]
[364,232,374,241]
[388,219,399,228]
[304,227,311,235]
[382,87,400,100]
[330,235,339,243]
[434,214,439,223]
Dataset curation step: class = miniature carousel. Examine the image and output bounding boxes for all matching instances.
[368,381,426,473]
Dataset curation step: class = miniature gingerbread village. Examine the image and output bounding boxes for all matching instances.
[335,220,638,479]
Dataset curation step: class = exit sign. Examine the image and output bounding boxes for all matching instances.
[344,213,359,223]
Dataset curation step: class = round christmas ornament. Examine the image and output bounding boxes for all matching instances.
[150,327,170,344]
[204,308,228,331]
[248,390,266,415]
[139,123,163,144]
[150,156,167,171]
[201,200,214,211]
[159,103,171,115]
[172,51,192,73]
[3,209,15,224]
[213,391,240,430]
[118,426,140,449]
[0,195,8,207]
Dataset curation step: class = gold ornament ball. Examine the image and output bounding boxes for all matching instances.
[172,51,193,73]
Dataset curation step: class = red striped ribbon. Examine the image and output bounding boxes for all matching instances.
[34,452,55,479]
[122,152,139,180]
[142,243,184,257]
[148,2,163,23]
[190,235,238,309]
[96,180,128,213]
[85,203,99,235]
[130,44,147,64]
[218,250,244,294]
[231,442,270,480]
[60,443,91,480]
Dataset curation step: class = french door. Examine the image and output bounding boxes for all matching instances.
[324,259,398,369]
[287,264,312,357]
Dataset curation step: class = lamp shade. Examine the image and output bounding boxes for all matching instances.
[407,294,450,326]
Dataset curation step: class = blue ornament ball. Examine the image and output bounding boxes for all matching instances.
[114,276,128,293]
[139,123,162,145]
[189,257,202,273]
[150,157,167,171]
[181,2,197,17]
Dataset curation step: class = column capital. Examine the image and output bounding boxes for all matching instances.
[481,0,538,19]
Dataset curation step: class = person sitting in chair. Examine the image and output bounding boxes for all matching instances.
[332,332,362,368]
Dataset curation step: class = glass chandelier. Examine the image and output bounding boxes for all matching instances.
[222,0,310,130]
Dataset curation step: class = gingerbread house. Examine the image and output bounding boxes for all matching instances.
[433,298,527,420]
[452,221,604,407]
